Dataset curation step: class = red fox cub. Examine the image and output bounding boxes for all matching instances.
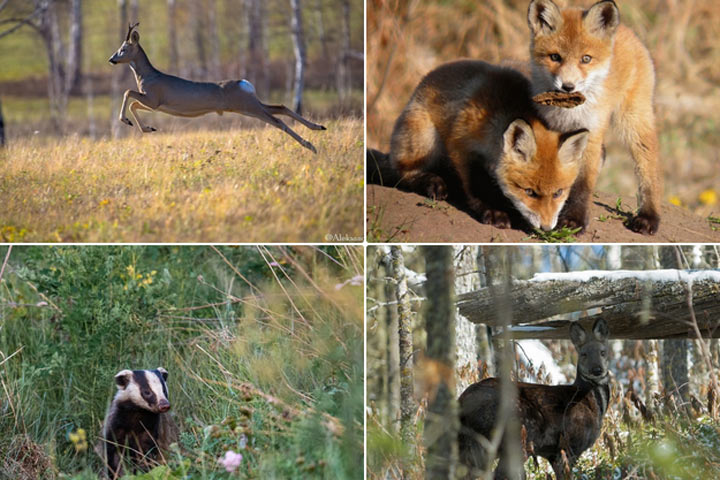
[389,60,589,231]
[527,0,662,234]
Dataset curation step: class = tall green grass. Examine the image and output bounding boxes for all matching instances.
[0,245,363,479]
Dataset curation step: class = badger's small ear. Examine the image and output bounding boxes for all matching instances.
[115,369,133,389]
[157,367,168,380]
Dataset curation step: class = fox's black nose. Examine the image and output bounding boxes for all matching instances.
[592,367,604,376]
[561,83,575,92]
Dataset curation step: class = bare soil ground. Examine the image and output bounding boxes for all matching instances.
[367,185,720,243]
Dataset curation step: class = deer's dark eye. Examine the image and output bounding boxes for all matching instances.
[581,55,592,64]
[550,53,562,62]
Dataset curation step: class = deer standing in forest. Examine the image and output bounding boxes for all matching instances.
[458,318,611,480]
[108,23,326,153]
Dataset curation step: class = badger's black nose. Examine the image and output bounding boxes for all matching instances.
[592,367,604,376]
[158,399,171,412]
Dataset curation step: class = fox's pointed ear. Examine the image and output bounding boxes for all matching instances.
[528,0,563,36]
[503,119,537,163]
[569,322,588,347]
[592,319,610,342]
[557,129,589,166]
[584,0,620,38]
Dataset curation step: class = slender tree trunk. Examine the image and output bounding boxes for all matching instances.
[381,252,400,429]
[85,70,96,140]
[423,246,459,479]
[207,0,221,78]
[454,246,479,391]
[167,0,179,73]
[67,0,83,93]
[391,246,415,447]
[192,0,207,78]
[246,0,268,97]
[290,0,307,114]
[0,98,5,146]
[337,0,351,105]
[658,246,689,409]
[482,247,523,480]
[475,248,494,376]
[314,0,329,59]
[111,0,128,138]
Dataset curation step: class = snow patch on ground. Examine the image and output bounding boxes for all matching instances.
[516,339,567,384]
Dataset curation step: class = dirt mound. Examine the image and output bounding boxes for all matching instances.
[367,185,720,243]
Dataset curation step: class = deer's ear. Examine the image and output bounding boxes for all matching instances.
[592,318,609,342]
[130,30,140,43]
[569,321,587,347]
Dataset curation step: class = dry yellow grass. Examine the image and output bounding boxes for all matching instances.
[368,0,720,214]
[0,119,363,242]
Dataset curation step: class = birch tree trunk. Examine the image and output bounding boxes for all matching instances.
[192,0,207,78]
[475,248,494,376]
[290,0,307,114]
[423,246,458,479]
[658,246,689,409]
[67,0,83,93]
[246,0,268,97]
[480,247,523,480]
[0,98,5,146]
[111,0,128,138]
[381,251,400,429]
[454,246,478,391]
[336,0,351,105]
[314,0,329,59]
[391,246,415,446]
[207,0,221,78]
[167,0,179,73]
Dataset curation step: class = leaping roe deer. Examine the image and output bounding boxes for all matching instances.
[459,318,611,480]
[108,23,326,153]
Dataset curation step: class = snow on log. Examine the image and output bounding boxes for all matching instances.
[456,269,720,339]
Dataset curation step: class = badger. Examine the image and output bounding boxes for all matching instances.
[98,368,178,479]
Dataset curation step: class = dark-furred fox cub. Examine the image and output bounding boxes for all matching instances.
[380,60,589,231]
[527,0,661,234]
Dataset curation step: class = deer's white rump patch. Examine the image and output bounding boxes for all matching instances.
[238,79,256,94]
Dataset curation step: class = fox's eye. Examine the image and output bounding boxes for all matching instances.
[549,53,562,62]
[525,188,538,198]
[553,189,563,198]
[581,55,592,64]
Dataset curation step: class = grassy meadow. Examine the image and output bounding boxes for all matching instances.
[367,0,720,218]
[0,245,364,479]
[0,118,363,243]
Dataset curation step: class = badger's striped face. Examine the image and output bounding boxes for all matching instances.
[114,368,171,413]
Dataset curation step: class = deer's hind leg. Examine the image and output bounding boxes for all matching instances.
[244,110,318,154]
[260,103,326,131]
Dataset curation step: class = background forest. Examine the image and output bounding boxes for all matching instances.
[367,245,720,479]
[0,245,364,479]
